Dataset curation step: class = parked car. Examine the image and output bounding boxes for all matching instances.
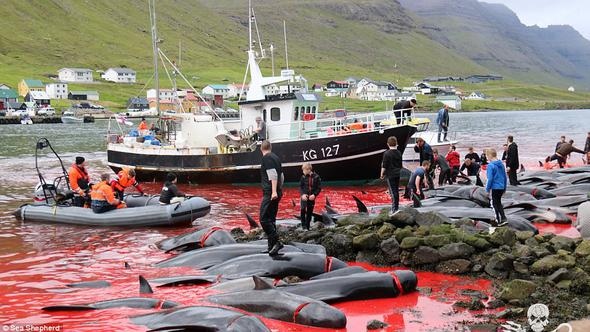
[37,107,56,116]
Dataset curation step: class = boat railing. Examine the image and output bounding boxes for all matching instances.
[268,108,414,141]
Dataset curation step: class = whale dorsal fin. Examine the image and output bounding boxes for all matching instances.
[139,275,154,294]
[253,276,274,290]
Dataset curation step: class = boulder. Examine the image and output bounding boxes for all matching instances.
[575,240,590,257]
[356,250,383,264]
[400,237,423,250]
[380,238,401,264]
[412,246,441,265]
[515,230,535,242]
[394,227,414,243]
[423,235,451,248]
[415,211,451,227]
[377,223,396,239]
[463,235,492,250]
[439,242,475,260]
[436,259,471,274]
[353,233,380,250]
[336,213,373,226]
[388,210,415,226]
[485,252,514,279]
[367,319,388,330]
[498,279,537,301]
[401,206,419,219]
[570,268,590,294]
[321,233,352,256]
[524,237,539,247]
[550,236,576,252]
[530,253,576,275]
[546,268,572,284]
[489,227,517,247]
[512,261,529,276]
[301,230,324,242]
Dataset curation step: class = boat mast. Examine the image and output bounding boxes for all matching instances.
[283,20,289,70]
[149,0,159,115]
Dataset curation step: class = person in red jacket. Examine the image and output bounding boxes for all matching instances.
[68,156,91,207]
[110,168,144,200]
[445,145,461,183]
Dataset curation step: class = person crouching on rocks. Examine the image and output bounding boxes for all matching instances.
[91,173,126,213]
[485,148,508,227]
[299,163,321,231]
[407,161,430,207]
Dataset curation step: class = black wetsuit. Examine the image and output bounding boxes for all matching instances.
[460,162,484,186]
[407,167,427,207]
[260,152,284,250]
[393,100,412,124]
[435,155,452,186]
[159,181,185,204]
[299,172,321,230]
[382,148,403,211]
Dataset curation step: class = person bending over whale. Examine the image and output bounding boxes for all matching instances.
[407,160,430,207]
[260,140,284,256]
[545,139,585,168]
[91,173,126,213]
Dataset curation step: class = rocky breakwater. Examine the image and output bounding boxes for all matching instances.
[235,207,590,328]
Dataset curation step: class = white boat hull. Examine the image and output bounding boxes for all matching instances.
[61,116,84,124]
[403,131,458,162]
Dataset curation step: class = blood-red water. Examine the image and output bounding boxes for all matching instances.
[0,177,577,331]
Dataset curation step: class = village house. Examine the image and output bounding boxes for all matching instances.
[228,83,249,99]
[101,67,137,83]
[0,84,11,90]
[465,91,487,100]
[311,83,324,92]
[18,79,44,97]
[345,77,361,88]
[25,91,51,107]
[357,80,397,101]
[202,84,231,99]
[436,94,462,110]
[0,89,18,110]
[127,97,149,111]
[464,74,503,84]
[326,81,350,91]
[146,89,177,101]
[45,83,68,99]
[395,91,417,103]
[68,90,99,101]
[58,68,93,83]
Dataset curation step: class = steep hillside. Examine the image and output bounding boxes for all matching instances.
[399,0,590,87]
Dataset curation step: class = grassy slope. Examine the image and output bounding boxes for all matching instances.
[0,0,588,111]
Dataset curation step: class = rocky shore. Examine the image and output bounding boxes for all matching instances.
[234,207,590,329]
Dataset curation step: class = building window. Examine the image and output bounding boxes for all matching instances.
[270,107,280,121]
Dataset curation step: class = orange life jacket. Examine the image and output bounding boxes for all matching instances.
[68,164,90,193]
[138,121,148,131]
[111,168,137,192]
[90,181,116,204]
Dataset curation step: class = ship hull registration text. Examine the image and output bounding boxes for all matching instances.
[302,144,340,161]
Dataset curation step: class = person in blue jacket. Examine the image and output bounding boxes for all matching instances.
[485,148,508,227]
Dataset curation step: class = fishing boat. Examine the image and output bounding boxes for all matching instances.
[106,1,417,184]
[403,117,459,162]
[15,138,210,227]
[61,110,84,124]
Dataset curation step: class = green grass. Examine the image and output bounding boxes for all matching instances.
[1,0,589,112]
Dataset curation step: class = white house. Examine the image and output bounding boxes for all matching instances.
[465,91,486,100]
[228,83,249,99]
[395,92,417,102]
[568,86,575,92]
[357,80,397,101]
[202,84,231,99]
[0,84,10,90]
[25,90,51,106]
[58,68,93,83]
[101,67,137,83]
[146,89,177,101]
[436,95,462,110]
[45,83,68,99]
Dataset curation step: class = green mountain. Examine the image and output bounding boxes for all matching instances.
[0,0,589,106]
[399,0,590,88]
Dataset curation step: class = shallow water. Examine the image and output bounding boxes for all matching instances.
[0,110,588,331]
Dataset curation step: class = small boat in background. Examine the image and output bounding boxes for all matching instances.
[61,111,84,124]
[20,115,33,125]
[403,117,459,162]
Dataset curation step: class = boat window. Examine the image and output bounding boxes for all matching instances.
[306,106,311,113]
[294,107,299,120]
[312,106,316,113]
[270,107,280,121]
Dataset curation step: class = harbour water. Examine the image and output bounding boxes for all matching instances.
[0,109,589,331]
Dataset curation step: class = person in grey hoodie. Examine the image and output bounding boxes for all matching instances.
[485,148,508,227]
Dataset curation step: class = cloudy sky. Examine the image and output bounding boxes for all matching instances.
[483,0,590,40]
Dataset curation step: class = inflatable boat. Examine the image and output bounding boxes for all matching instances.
[15,195,210,227]
[14,138,210,227]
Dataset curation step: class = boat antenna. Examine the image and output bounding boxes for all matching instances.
[270,43,275,76]
[178,39,182,68]
[148,0,160,115]
[248,0,253,52]
[252,7,265,58]
[283,20,289,70]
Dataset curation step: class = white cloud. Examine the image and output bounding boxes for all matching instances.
[483,0,590,40]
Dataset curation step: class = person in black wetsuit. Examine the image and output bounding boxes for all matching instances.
[555,136,566,152]
[465,147,481,165]
[380,136,403,214]
[433,148,452,186]
[414,137,435,188]
[407,161,431,207]
[506,135,520,186]
[159,173,185,204]
[259,140,284,256]
[392,98,416,124]
[299,163,321,230]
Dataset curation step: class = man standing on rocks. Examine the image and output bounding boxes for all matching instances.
[380,136,403,215]
[506,135,520,186]
[485,148,508,227]
[259,140,284,256]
